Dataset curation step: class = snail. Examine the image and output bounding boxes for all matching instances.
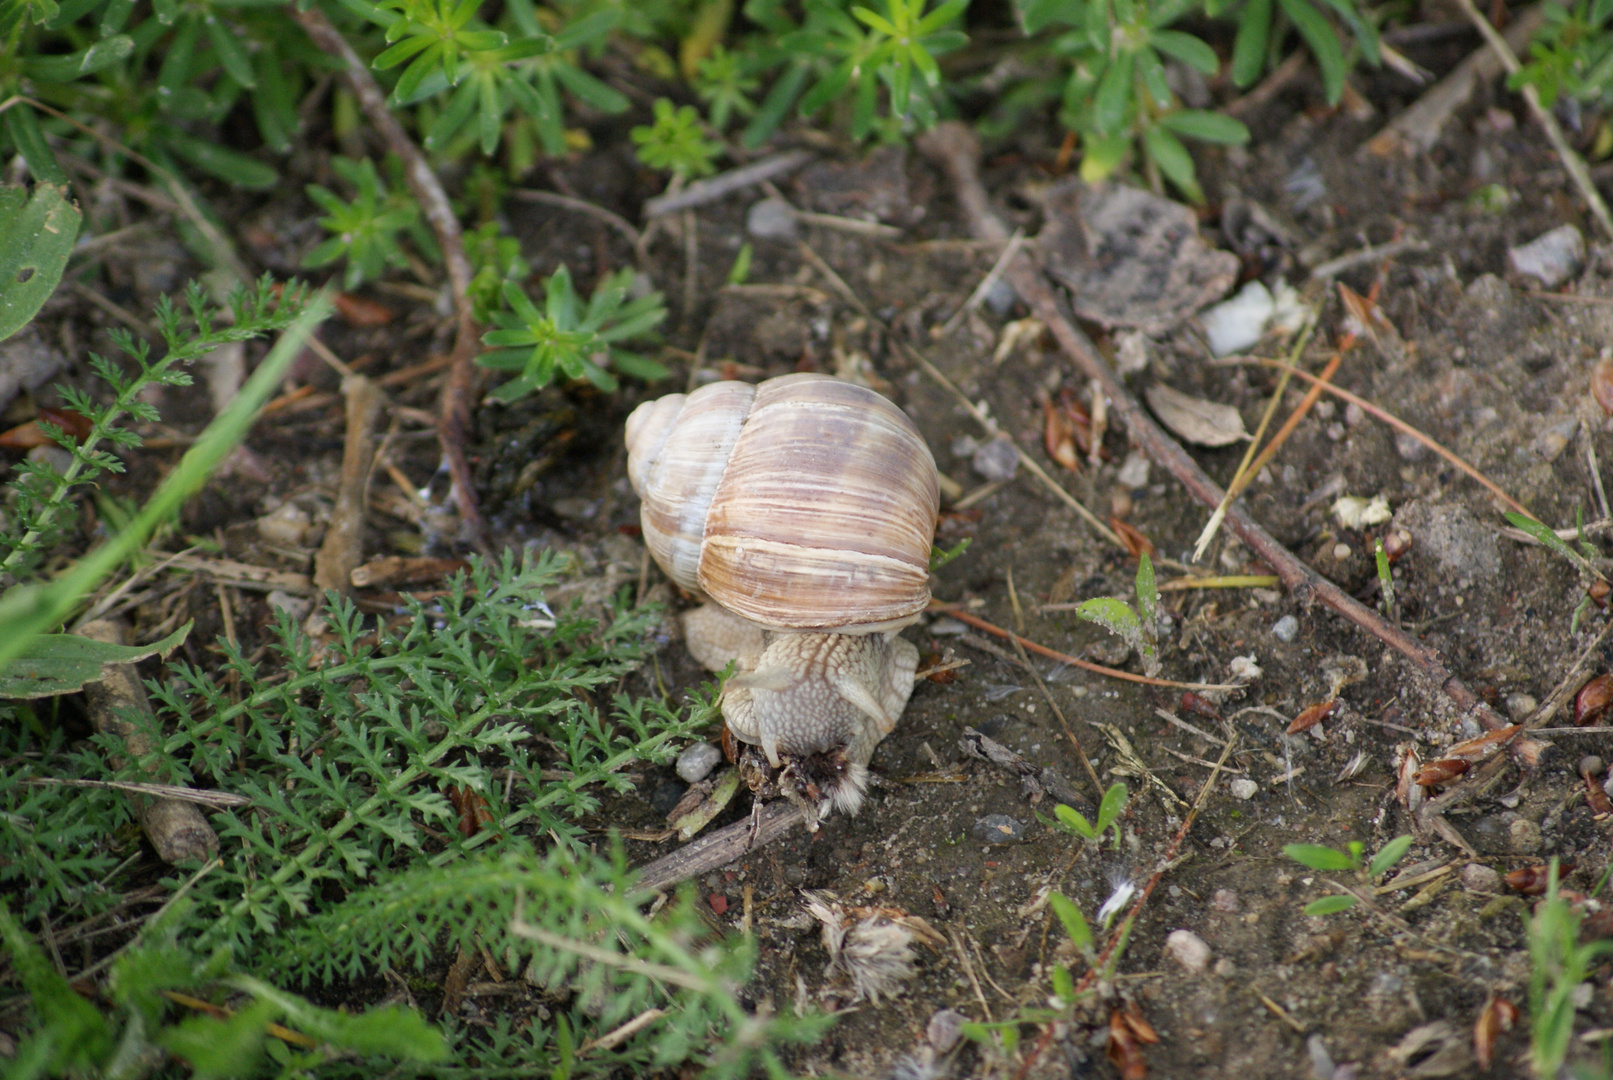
[625,373,940,822]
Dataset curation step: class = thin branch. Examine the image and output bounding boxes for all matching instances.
[642,149,814,217]
[915,122,1535,760]
[288,7,489,549]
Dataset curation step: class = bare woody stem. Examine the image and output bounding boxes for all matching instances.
[915,122,1530,753]
[287,6,489,549]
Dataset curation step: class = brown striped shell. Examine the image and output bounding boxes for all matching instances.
[624,373,939,633]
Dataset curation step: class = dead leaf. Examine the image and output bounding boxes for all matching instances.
[1144,384,1251,447]
[1040,180,1238,333]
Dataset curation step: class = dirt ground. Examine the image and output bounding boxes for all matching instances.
[16,23,1613,1080]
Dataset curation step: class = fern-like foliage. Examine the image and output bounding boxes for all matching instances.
[0,275,310,580]
[265,839,832,1077]
[121,551,706,955]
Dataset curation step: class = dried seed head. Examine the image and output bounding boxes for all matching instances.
[1574,674,1613,726]
[1593,356,1613,416]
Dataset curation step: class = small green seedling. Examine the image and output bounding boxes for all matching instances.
[1074,552,1160,676]
[1041,782,1129,850]
[1283,834,1413,915]
[1528,860,1613,1077]
[929,538,970,571]
[1374,537,1397,621]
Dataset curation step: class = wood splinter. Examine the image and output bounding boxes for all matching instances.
[77,619,218,864]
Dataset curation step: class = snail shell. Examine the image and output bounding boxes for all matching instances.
[625,373,939,633]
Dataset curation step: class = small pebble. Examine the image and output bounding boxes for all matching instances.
[971,436,1020,482]
[1508,224,1585,288]
[1211,888,1240,913]
[1505,693,1538,721]
[676,742,722,784]
[1164,928,1212,973]
[1229,778,1259,800]
[972,814,1025,844]
[1461,863,1501,892]
[1394,431,1427,461]
[982,278,1018,317]
[257,502,312,547]
[1201,280,1274,356]
[1272,615,1299,643]
[266,590,310,621]
[1331,542,1352,561]
[927,1009,968,1054]
[746,197,797,239]
[1508,818,1542,854]
[927,616,969,636]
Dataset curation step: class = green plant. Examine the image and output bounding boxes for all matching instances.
[1220,0,1380,106]
[0,276,312,586]
[1512,0,1613,112]
[479,264,668,400]
[1527,860,1613,1078]
[1283,833,1413,915]
[0,897,447,1078]
[632,96,722,178]
[303,156,432,289]
[1041,781,1130,849]
[1072,551,1161,675]
[1020,0,1249,201]
[465,219,532,320]
[1374,536,1396,621]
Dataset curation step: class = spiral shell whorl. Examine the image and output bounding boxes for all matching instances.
[625,380,756,591]
[626,373,938,631]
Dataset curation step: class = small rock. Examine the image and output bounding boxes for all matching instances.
[972,814,1025,844]
[746,197,797,239]
[1164,928,1212,973]
[927,616,968,636]
[1307,1033,1336,1080]
[266,590,311,621]
[1460,863,1501,892]
[257,502,312,547]
[1201,280,1275,356]
[1508,818,1542,854]
[1505,693,1538,721]
[1508,224,1585,288]
[926,1009,968,1054]
[971,436,1020,482]
[1229,778,1259,800]
[676,742,722,784]
[1116,449,1150,488]
[1533,419,1579,463]
[1394,431,1427,461]
[982,277,1018,316]
[1272,615,1299,643]
[1211,888,1240,913]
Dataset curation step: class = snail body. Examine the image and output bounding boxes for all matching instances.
[625,373,939,817]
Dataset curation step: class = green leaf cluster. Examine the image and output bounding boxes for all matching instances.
[0,276,310,583]
[303,156,434,289]
[1072,552,1161,675]
[1283,834,1413,915]
[479,264,668,400]
[632,96,723,178]
[1527,861,1613,1077]
[1040,781,1129,849]
[1511,0,1613,109]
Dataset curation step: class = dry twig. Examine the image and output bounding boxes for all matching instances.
[289,7,489,549]
[314,375,385,594]
[914,121,1537,763]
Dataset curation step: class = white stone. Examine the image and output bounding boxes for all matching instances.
[1164,929,1212,973]
[1229,778,1259,800]
[1200,281,1274,356]
[676,741,723,784]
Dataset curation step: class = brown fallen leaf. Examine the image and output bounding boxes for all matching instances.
[1144,383,1251,447]
[1287,699,1340,735]
[334,292,397,327]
